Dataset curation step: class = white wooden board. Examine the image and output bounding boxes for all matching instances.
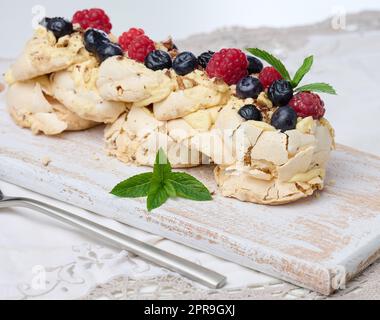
[1,99,380,295]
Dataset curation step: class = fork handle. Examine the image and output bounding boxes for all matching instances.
[2,197,226,289]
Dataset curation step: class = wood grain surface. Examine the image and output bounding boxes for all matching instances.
[1,97,380,295]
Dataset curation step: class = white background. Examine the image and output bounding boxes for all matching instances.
[0,0,380,58]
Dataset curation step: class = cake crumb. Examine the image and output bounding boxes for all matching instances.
[0,82,5,93]
[328,179,336,186]
[42,157,51,167]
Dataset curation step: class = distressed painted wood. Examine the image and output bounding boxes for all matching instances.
[1,101,380,295]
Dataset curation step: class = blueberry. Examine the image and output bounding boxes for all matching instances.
[173,52,198,76]
[268,80,294,106]
[84,29,111,54]
[145,50,172,71]
[247,56,263,74]
[46,17,74,39]
[39,17,51,28]
[271,106,297,132]
[236,76,264,99]
[238,105,263,121]
[198,51,214,69]
[96,43,124,62]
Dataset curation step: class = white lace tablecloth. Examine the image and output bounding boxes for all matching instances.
[1,179,380,300]
[0,181,278,300]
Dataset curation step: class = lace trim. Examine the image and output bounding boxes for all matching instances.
[83,260,380,300]
[11,243,380,300]
[82,275,306,300]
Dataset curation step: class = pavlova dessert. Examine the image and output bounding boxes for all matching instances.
[4,8,336,207]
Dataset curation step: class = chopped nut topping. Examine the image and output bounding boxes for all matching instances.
[176,76,186,90]
[42,157,51,167]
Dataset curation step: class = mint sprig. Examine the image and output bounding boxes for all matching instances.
[246,48,291,81]
[291,56,314,88]
[295,83,337,95]
[111,173,153,198]
[167,172,213,201]
[246,48,337,95]
[147,182,169,212]
[111,149,212,212]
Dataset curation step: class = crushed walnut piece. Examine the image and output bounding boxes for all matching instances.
[255,92,275,123]
[42,156,51,167]
[161,38,176,51]
[161,38,179,58]
[176,76,186,90]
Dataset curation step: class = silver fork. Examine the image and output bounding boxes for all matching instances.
[0,189,226,289]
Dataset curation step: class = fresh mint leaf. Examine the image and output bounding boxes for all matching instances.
[152,148,172,183]
[168,172,212,201]
[164,181,177,198]
[110,150,213,212]
[146,148,172,211]
[295,83,337,95]
[291,56,314,88]
[247,48,336,94]
[110,173,153,198]
[246,48,291,80]
[147,182,169,212]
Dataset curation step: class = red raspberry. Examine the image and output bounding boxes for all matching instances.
[206,49,248,85]
[119,28,145,51]
[72,8,112,34]
[128,35,155,62]
[259,67,282,89]
[289,92,326,119]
